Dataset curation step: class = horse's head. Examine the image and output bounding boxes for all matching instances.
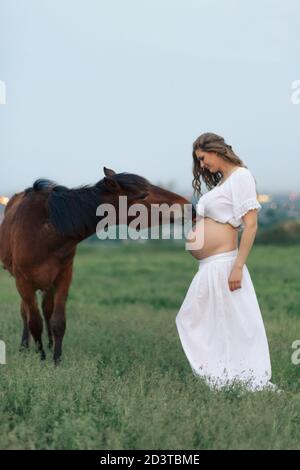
[99,167,196,227]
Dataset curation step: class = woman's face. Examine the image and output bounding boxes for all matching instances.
[194,149,220,173]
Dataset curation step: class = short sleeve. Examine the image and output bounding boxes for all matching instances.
[231,169,262,220]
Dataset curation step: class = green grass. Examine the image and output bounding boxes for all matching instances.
[0,242,300,450]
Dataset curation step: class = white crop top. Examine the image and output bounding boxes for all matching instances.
[195,167,262,231]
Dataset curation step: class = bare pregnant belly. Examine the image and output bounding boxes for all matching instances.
[186,217,239,260]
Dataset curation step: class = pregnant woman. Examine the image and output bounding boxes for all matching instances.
[176,132,277,392]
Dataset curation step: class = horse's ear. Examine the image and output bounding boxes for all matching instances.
[103,176,120,192]
[103,167,116,177]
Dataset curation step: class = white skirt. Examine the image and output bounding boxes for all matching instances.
[175,248,276,391]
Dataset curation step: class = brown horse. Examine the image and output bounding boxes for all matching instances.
[0,167,194,364]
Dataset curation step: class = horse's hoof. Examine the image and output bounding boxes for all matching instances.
[40,350,46,361]
[53,356,62,366]
[19,343,29,353]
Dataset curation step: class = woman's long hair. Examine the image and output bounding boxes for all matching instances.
[192,132,247,196]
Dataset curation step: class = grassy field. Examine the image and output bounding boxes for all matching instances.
[0,242,300,450]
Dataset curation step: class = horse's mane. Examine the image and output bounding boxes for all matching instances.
[111,173,150,191]
[26,174,151,238]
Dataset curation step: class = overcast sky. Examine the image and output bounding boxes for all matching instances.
[0,0,299,197]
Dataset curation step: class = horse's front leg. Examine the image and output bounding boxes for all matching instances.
[51,264,73,365]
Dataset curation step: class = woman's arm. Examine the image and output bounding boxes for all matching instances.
[228,209,258,291]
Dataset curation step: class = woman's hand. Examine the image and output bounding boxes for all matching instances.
[228,266,243,291]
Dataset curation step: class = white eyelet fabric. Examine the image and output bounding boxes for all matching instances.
[196,167,262,231]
